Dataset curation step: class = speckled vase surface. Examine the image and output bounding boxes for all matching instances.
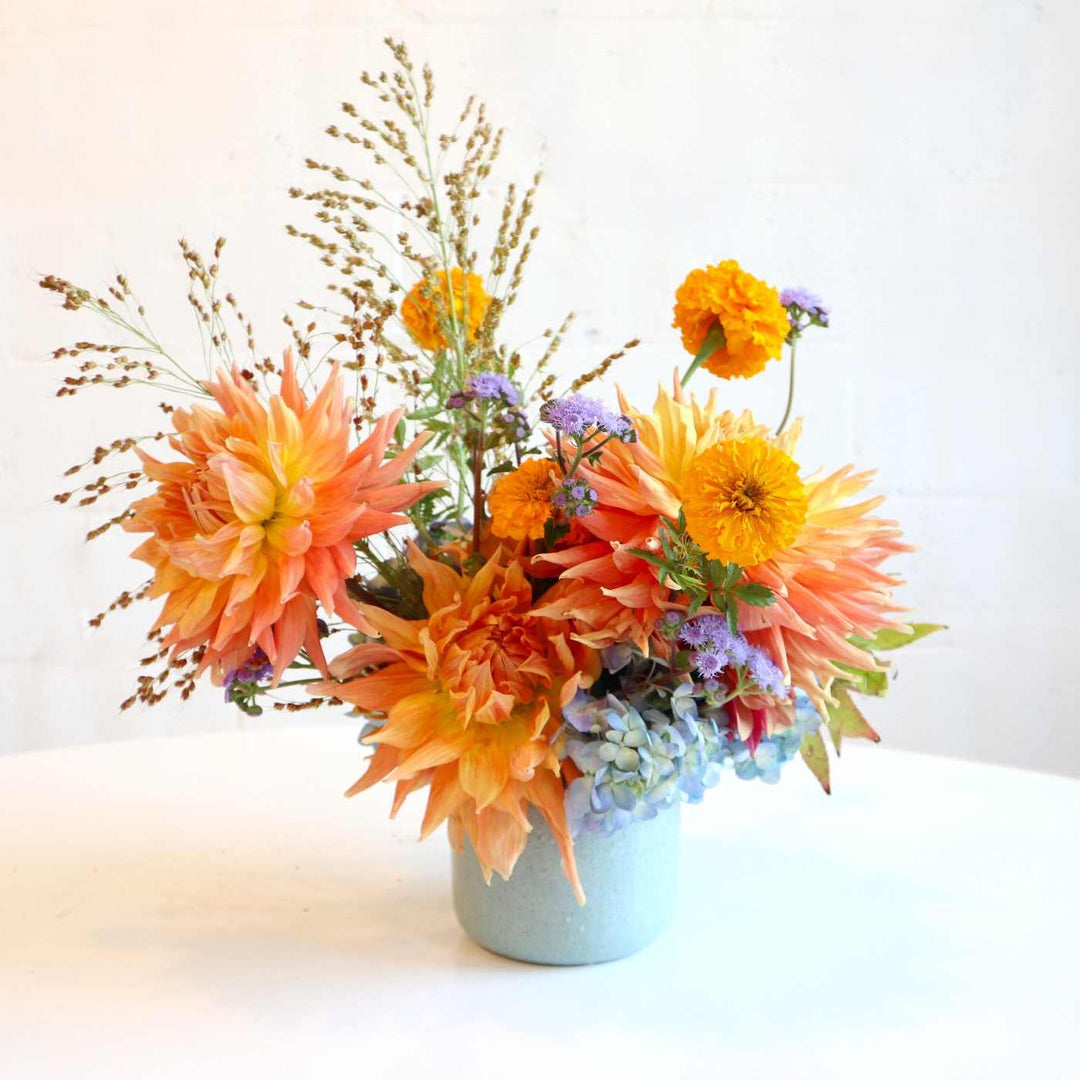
[452,804,680,965]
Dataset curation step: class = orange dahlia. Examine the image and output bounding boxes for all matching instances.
[532,378,786,649]
[535,375,911,731]
[315,542,600,902]
[682,437,807,566]
[123,352,441,684]
[673,260,790,379]
[400,267,491,351]
[488,457,558,541]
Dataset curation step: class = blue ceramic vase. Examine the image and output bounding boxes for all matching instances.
[452,804,680,965]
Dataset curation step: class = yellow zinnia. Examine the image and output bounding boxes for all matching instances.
[682,437,807,566]
[400,267,491,351]
[488,457,557,541]
[672,260,790,379]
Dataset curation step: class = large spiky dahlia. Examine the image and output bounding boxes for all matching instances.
[314,542,600,903]
[532,378,786,648]
[534,375,911,729]
[124,352,440,683]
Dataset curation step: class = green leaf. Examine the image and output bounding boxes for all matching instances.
[834,664,889,697]
[486,461,517,476]
[825,684,880,755]
[799,730,831,794]
[706,559,724,589]
[625,547,667,568]
[406,405,444,421]
[726,605,739,636]
[674,649,691,671]
[393,418,407,445]
[850,623,947,652]
[723,562,742,588]
[687,592,704,618]
[731,583,776,607]
[659,527,675,561]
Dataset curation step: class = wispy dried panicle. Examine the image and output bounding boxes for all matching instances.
[224,292,258,357]
[85,508,137,542]
[59,433,166,479]
[282,313,315,361]
[421,63,434,108]
[506,226,540,308]
[180,237,239,368]
[474,296,507,367]
[538,313,576,374]
[570,338,641,392]
[53,469,144,510]
[536,373,557,401]
[54,353,164,397]
[121,643,207,710]
[42,255,216,402]
[272,695,343,713]
[88,580,150,629]
[39,274,91,311]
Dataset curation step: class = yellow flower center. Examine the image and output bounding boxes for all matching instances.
[681,436,808,567]
[731,481,764,513]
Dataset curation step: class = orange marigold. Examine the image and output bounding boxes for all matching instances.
[672,260,790,379]
[683,437,807,566]
[311,543,600,902]
[400,267,491,351]
[123,352,440,684]
[488,457,557,541]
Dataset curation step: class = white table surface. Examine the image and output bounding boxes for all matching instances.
[2,725,1077,1079]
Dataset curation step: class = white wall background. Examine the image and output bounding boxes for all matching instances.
[2,0,1077,775]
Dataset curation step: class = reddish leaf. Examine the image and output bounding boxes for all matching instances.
[799,730,831,794]
[825,683,881,755]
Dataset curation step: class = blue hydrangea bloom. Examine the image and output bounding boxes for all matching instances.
[560,684,823,836]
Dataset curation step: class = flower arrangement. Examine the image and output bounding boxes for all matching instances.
[41,39,941,907]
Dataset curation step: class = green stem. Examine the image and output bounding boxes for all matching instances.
[776,336,798,436]
[471,402,487,553]
[680,321,726,388]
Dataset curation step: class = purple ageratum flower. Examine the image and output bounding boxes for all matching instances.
[747,647,786,696]
[681,614,731,650]
[780,286,830,330]
[501,408,530,441]
[540,394,636,442]
[466,371,519,405]
[727,634,752,665]
[678,620,708,647]
[223,647,273,701]
[680,614,786,695]
[552,474,598,520]
[779,287,825,311]
[692,647,727,679]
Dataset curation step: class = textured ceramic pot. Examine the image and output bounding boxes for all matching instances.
[452,804,680,965]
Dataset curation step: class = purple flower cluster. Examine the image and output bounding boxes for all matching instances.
[446,371,520,409]
[552,475,599,519]
[223,647,273,702]
[540,394,635,443]
[779,286,830,331]
[679,615,786,696]
[496,406,530,442]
